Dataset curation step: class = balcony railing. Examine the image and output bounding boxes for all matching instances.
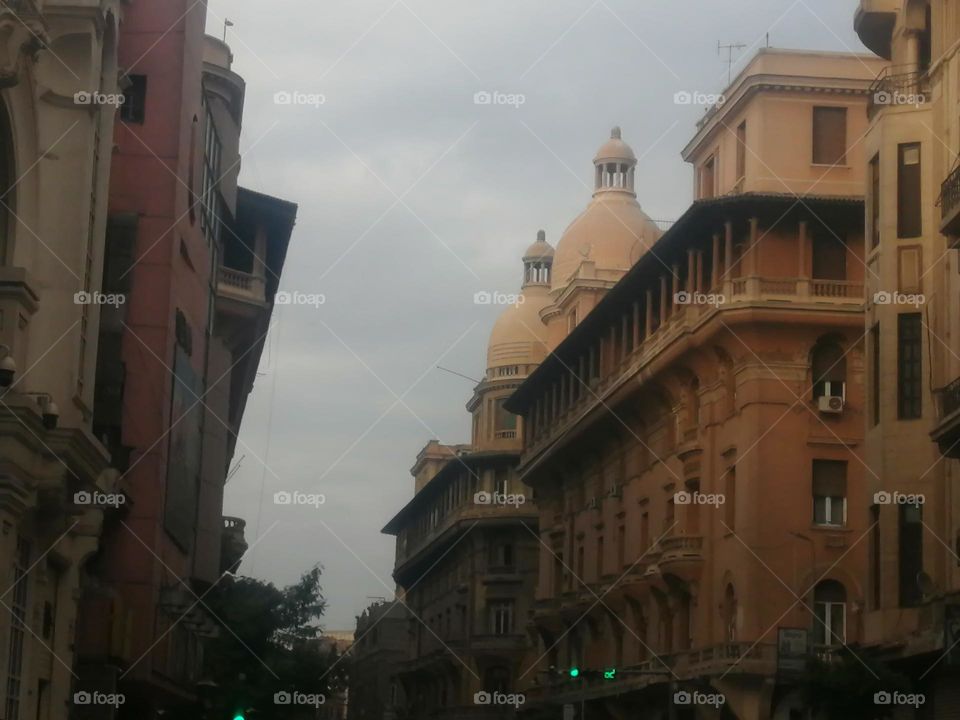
[217,265,266,304]
[941,164,960,243]
[867,67,930,118]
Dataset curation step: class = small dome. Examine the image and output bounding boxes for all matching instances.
[551,190,662,292]
[524,229,555,261]
[593,126,636,163]
[486,285,550,372]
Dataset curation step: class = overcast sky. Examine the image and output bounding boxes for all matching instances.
[203,0,870,630]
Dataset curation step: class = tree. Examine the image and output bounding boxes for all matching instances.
[200,565,346,719]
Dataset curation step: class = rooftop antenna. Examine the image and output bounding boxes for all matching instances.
[222,18,234,43]
[436,365,481,384]
[718,40,747,84]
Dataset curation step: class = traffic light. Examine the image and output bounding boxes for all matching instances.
[232,711,245,720]
[568,667,580,678]
[603,668,617,680]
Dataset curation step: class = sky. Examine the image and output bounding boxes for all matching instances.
[203,0,871,630]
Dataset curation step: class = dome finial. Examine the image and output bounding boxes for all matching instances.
[611,126,622,140]
[537,229,546,243]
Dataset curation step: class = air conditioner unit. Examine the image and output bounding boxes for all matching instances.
[818,395,844,414]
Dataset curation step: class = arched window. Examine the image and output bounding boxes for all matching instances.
[812,341,846,400]
[813,580,846,646]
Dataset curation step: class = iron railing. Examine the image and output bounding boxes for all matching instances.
[941,164,960,225]
[868,66,929,116]
[940,376,960,419]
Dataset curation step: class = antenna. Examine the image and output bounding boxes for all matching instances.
[436,365,482,384]
[223,18,234,44]
[718,40,748,84]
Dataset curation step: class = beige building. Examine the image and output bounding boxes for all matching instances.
[381,235,554,718]
[0,2,125,719]
[856,0,960,710]
[505,50,885,719]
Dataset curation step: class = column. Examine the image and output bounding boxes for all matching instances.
[659,276,668,325]
[798,219,810,298]
[632,300,641,348]
[711,233,721,290]
[686,250,695,293]
[724,220,735,298]
[645,289,654,337]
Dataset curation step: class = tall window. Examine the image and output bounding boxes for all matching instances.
[812,107,847,165]
[871,323,881,426]
[640,511,650,551]
[897,313,923,419]
[899,502,924,607]
[700,155,716,199]
[897,143,922,238]
[494,469,508,497]
[812,460,847,527]
[596,536,604,579]
[200,108,222,244]
[870,505,882,609]
[812,341,846,400]
[813,580,846,646]
[5,538,30,720]
[494,398,517,435]
[869,154,881,248]
[725,467,736,530]
[120,74,148,124]
[736,121,747,183]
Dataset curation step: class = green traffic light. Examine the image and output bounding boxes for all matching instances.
[233,714,245,720]
[603,668,617,680]
[569,667,580,678]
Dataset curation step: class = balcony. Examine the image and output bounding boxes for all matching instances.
[217,265,266,305]
[940,164,960,244]
[658,535,704,583]
[932,376,960,459]
[867,67,930,119]
[854,0,897,59]
[221,516,248,574]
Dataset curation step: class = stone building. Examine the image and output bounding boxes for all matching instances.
[856,0,960,711]
[349,601,409,720]
[381,235,553,718]
[504,50,884,719]
[0,2,125,719]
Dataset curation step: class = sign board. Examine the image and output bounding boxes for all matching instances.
[777,627,809,676]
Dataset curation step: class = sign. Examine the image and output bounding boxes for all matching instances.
[777,627,809,676]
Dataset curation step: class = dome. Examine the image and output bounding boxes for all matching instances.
[594,126,636,163]
[524,229,555,262]
[551,190,662,292]
[486,285,550,372]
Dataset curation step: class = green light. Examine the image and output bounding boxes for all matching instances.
[233,714,245,720]
[569,667,580,678]
[603,668,616,680]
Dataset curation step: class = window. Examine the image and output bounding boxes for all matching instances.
[490,601,513,635]
[700,155,717,199]
[871,323,881,426]
[200,108,223,244]
[494,470,508,497]
[5,537,30,720]
[869,154,880,248]
[725,467,736,530]
[736,121,747,183]
[813,460,847,527]
[897,313,922,419]
[640,511,650,551]
[495,398,517,433]
[899,502,924,607]
[617,525,625,570]
[897,143,922,238]
[665,496,676,534]
[870,505,881,609]
[812,107,847,165]
[120,74,147,123]
[811,227,847,281]
[596,536,604,579]
[490,543,514,569]
[722,584,738,641]
[812,341,846,400]
[813,580,846,646]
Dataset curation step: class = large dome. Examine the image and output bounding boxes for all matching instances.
[551,127,662,292]
[486,285,551,371]
[551,193,662,292]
